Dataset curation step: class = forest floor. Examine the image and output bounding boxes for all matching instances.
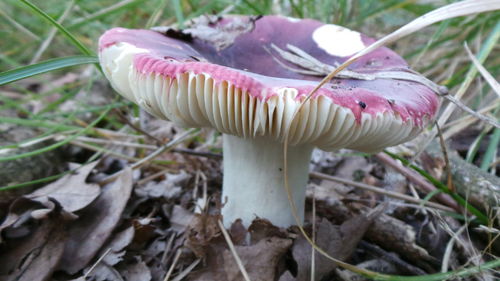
[0,1,499,280]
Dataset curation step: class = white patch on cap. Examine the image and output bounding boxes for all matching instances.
[285,16,301,23]
[312,24,365,57]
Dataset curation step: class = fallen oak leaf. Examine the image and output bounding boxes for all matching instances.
[99,226,135,266]
[0,201,69,281]
[187,218,294,281]
[0,197,42,240]
[117,258,151,281]
[58,167,133,274]
[26,161,100,213]
[281,206,384,281]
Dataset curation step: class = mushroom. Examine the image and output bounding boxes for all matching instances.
[98,15,439,228]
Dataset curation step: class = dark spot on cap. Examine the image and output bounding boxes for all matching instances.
[189,56,200,61]
[165,29,193,42]
[366,59,381,67]
[387,99,395,105]
[385,56,390,60]
[358,101,366,109]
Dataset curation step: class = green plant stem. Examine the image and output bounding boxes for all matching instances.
[480,127,500,171]
[384,151,489,224]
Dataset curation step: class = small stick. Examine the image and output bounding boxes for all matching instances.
[113,108,163,145]
[359,241,427,275]
[375,153,461,212]
[70,140,140,162]
[171,259,201,281]
[172,147,222,159]
[136,169,172,186]
[98,129,198,185]
[441,224,468,273]
[83,248,112,279]
[217,220,252,281]
[161,233,177,265]
[76,136,158,149]
[163,249,182,281]
[309,171,454,212]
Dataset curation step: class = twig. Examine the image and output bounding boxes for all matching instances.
[375,153,461,212]
[172,147,222,159]
[161,233,177,264]
[217,220,252,281]
[98,129,198,185]
[70,140,141,162]
[76,135,222,158]
[163,249,182,281]
[441,224,468,273]
[359,240,427,275]
[83,248,112,279]
[137,169,171,186]
[309,171,454,212]
[441,94,499,129]
[171,259,201,281]
[113,108,163,145]
[76,136,158,149]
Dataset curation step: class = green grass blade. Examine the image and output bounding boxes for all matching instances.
[374,257,500,280]
[384,151,489,225]
[68,0,147,29]
[0,108,110,163]
[18,0,95,56]
[171,0,185,28]
[0,116,79,131]
[0,56,98,86]
[480,127,500,171]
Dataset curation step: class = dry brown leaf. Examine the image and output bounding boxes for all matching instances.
[83,263,124,281]
[26,161,100,213]
[187,218,294,281]
[101,226,135,266]
[117,258,152,281]
[221,237,292,281]
[58,167,133,274]
[229,219,247,246]
[0,210,68,281]
[281,210,381,281]
[170,205,195,233]
[135,171,190,200]
[0,197,41,239]
[185,212,223,258]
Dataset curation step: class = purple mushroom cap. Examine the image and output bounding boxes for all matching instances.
[99,15,440,227]
[99,15,438,152]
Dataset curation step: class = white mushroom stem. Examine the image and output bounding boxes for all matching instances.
[222,134,313,228]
